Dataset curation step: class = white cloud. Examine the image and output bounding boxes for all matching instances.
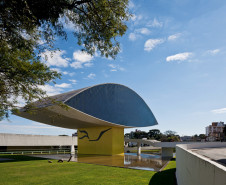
[128,33,137,41]
[58,15,80,32]
[168,33,181,41]
[70,50,93,69]
[206,49,220,55]
[147,18,163,28]
[0,122,60,130]
[38,84,63,96]
[129,28,151,41]
[87,73,96,79]
[131,14,143,22]
[51,68,61,73]
[73,50,93,62]
[211,108,226,114]
[166,52,192,62]
[70,62,83,69]
[144,39,164,51]
[84,63,93,67]
[131,14,137,21]
[51,68,75,76]
[41,50,70,67]
[136,28,151,35]
[55,83,71,88]
[128,1,135,9]
[69,79,77,84]
[108,64,125,72]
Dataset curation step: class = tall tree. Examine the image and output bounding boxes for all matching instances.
[148,129,162,140]
[0,0,129,120]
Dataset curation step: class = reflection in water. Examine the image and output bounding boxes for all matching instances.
[31,153,168,171]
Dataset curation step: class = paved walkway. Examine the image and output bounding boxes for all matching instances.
[192,147,226,166]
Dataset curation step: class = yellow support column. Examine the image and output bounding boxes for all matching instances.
[77,127,124,155]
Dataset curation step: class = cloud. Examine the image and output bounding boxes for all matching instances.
[58,15,80,32]
[211,108,226,114]
[147,18,163,28]
[55,83,71,88]
[128,33,138,41]
[131,14,143,22]
[38,84,63,96]
[51,68,75,76]
[87,73,96,79]
[168,33,181,41]
[70,50,93,69]
[62,71,75,76]
[136,28,151,35]
[131,14,137,21]
[1,123,59,129]
[206,49,220,55]
[41,50,70,67]
[84,63,93,67]
[69,79,77,84]
[144,39,164,51]
[108,64,125,72]
[129,28,151,41]
[128,1,135,9]
[166,52,192,62]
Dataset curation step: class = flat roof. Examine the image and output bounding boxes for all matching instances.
[192,147,226,167]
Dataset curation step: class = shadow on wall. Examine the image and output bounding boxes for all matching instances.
[149,158,177,185]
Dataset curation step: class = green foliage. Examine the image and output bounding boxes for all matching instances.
[148,129,162,140]
[126,129,180,142]
[223,125,226,136]
[0,0,129,120]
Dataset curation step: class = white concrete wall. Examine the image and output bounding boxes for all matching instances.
[176,143,226,185]
[0,133,77,146]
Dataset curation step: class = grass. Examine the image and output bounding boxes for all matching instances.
[0,155,176,185]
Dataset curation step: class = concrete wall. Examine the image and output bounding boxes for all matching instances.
[0,133,77,146]
[176,143,226,185]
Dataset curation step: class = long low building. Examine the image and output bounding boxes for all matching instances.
[0,133,77,153]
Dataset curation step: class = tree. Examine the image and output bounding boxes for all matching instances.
[199,134,206,140]
[164,130,177,137]
[223,125,226,136]
[148,129,162,140]
[0,0,129,120]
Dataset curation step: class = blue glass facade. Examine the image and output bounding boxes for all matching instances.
[65,84,158,127]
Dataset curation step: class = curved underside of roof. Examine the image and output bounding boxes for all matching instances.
[16,83,158,129]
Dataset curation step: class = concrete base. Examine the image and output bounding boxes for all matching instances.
[70,145,75,154]
[78,127,124,155]
[137,142,141,156]
[162,147,174,159]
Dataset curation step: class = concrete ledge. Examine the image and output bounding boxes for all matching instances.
[176,143,226,185]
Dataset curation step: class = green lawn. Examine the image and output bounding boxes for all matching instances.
[0,155,176,185]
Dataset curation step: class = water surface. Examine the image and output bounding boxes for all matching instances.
[31,153,168,171]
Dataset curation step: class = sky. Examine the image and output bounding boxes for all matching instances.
[1,0,226,136]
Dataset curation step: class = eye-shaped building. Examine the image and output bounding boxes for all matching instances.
[16,83,158,155]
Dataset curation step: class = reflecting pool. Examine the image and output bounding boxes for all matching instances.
[31,153,169,171]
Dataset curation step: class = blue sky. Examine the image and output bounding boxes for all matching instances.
[1,0,226,136]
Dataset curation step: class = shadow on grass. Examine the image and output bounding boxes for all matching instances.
[149,169,176,185]
[149,158,177,185]
[0,155,48,163]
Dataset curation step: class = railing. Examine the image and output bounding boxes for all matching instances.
[0,149,75,155]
